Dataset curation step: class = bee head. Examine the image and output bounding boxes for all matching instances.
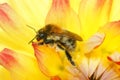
[36,24,53,41]
[27,24,53,44]
[27,25,46,44]
[36,28,47,41]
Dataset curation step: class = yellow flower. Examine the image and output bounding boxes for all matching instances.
[0,0,120,80]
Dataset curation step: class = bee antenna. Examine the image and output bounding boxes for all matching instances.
[28,36,37,44]
[26,25,37,33]
[27,25,37,44]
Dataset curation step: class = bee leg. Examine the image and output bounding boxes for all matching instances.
[38,42,44,45]
[65,50,75,66]
[57,44,75,66]
[57,44,65,50]
[44,39,54,44]
[38,39,54,45]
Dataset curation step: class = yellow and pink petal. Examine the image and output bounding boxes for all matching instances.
[0,3,19,32]
[0,66,11,80]
[81,32,105,54]
[79,0,112,39]
[107,52,120,75]
[45,0,81,36]
[0,48,48,80]
[75,51,120,79]
[0,3,34,53]
[99,21,120,52]
[107,52,120,65]
[95,59,120,80]
[110,0,120,21]
[32,42,81,80]
[69,0,82,13]
[7,0,51,27]
[32,42,64,77]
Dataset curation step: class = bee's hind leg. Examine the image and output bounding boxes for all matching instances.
[57,43,75,66]
[57,44,65,50]
[65,50,75,66]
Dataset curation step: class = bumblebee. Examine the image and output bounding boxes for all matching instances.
[29,24,82,65]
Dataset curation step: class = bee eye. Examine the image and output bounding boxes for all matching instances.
[39,33,45,38]
[36,33,45,41]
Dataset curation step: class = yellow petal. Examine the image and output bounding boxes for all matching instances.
[0,3,34,53]
[45,0,81,35]
[32,43,63,77]
[110,0,120,21]
[79,0,112,39]
[0,66,11,80]
[8,0,51,27]
[69,0,82,13]
[0,48,48,80]
[0,0,8,3]
[99,21,120,52]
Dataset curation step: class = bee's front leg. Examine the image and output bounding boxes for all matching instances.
[44,39,54,44]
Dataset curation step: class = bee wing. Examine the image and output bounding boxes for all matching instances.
[63,30,83,41]
[53,30,83,41]
[49,25,83,41]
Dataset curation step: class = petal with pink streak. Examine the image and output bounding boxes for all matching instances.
[0,48,17,69]
[32,43,63,77]
[107,52,120,65]
[0,3,19,31]
[0,48,48,80]
[99,21,120,52]
[0,3,35,53]
[45,0,81,35]
[82,33,105,54]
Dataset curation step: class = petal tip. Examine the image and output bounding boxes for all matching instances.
[0,48,16,68]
